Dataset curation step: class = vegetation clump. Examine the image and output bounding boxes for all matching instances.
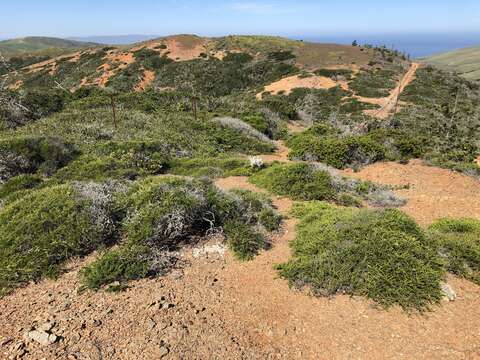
[0,182,122,295]
[249,162,404,207]
[79,177,281,290]
[428,218,480,284]
[287,126,386,169]
[0,136,78,183]
[277,202,444,310]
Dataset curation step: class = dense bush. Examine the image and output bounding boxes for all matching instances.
[250,163,335,201]
[349,67,402,98]
[79,177,281,290]
[250,162,405,208]
[0,136,78,183]
[428,218,480,284]
[277,202,444,310]
[287,128,386,169]
[0,182,122,295]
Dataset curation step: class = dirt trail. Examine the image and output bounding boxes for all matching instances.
[2,127,480,359]
[361,62,419,119]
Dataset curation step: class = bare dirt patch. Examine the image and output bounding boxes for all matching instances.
[257,75,337,99]
[135,69,155,92]
[342,159,480,226]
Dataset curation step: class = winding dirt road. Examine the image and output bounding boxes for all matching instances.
[362,62,420,119]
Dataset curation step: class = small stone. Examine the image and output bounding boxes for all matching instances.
[92,320,102,327]
[441,283,457,301]
[159,346,169,358]
[105,308,114,315]
[38,321,55,332]
[147,318,156,330]
[0,337,13,347]
[26,330,58,346]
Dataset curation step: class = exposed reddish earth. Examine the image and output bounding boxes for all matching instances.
[342,159,480,226]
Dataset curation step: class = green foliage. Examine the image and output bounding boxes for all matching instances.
[153,56,298,97]
[349,66,402,98]
[277,202,444,311]
[79,245,153,291]
[169,157,251,178]
[287,128,386,169]
[428,218,480,284]
[0,183,118,295]
[250,163,335,201]
[0,136,78,182]
[0,174,42,199]
[314,68,354,80]
[224,220,266,261]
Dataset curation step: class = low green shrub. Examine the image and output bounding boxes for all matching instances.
[277,202,444,310]
[224,220,266,261]
[287,130,386,169]
[0,136,78,183]
[169,157,251,178]
[0,174,42,199]
[0,182,122,295]
[79,245,155,291]
[428,218,480,284]
[250,163,335,201]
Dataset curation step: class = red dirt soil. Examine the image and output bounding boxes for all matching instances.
[342,159,480,226]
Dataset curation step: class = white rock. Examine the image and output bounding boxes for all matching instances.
[26,330,57,346]
[441,283,457,301]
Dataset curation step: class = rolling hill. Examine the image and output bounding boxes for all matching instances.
[0,36,98,56]
[423,46,480,80]
[0,34,480,359]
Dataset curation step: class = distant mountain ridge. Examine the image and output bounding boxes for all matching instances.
[0,36,98,56]
[69,35,160,45]
[422,46,480,80]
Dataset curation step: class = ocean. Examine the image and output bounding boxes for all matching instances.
[294,32,480,58]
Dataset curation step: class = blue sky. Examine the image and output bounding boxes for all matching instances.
[1,0,479,39]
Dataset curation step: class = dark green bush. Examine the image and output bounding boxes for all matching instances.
[250,163,335,201]
[428,218,480,284]
[277,202,444,310]
[0,183,120,295]
[287,131,386,169]
[0,136,78,182]
[79,245,154,291]
[224,220,266,261]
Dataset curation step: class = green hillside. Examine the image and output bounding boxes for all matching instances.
[423,46,480,80]
[0,35,479,311]
[0,36,97,56]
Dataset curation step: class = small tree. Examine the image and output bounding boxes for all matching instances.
[104,87,119,130]
[352,40,358,47]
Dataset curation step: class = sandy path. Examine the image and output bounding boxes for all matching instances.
[361,62,419,119]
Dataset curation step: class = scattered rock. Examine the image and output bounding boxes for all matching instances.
[38,321,55,332]
[92,319,102,327]
[25,330,58,346]
[147,318,156,330]
[441,283,457,301]
[0,337,13,347]
[159,346,169,358]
